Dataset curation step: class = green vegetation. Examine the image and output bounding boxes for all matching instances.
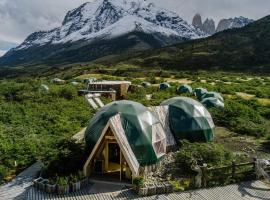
[133,176,145,187]
[0,79,92,182]
[0,69,269,184]
[176,140,239,174]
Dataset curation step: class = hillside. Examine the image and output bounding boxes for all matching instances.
[116,15,270,72]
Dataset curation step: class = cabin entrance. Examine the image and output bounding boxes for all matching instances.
[90,127,132,182]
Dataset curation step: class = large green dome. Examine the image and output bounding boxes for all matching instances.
[161,97,215,142]
[85,100,166,166]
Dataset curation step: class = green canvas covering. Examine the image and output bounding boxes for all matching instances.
[85,100,165,166]
[141,82,151,88]
[159,83,171,90]
[202,97,225,109]
[194,88,208,100]
[161,97,215,142]
[177,84,193,94]
[201,92,224,102]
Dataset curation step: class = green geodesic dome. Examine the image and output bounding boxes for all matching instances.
[194,88,208,100]
[201,92,224,102]
[161,97,215,142]
[85,100,166,166]
[159,83,171,90]
[177,84,193,94]
[202,97,225,109]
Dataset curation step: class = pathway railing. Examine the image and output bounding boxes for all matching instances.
[199,160,270,187]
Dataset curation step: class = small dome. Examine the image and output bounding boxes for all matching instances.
[40,84,49,92]
[202,97,225,109]
[85,100,166,166]
[159,83,171,90]
[141,82,151,88]
[201,92,224,102]
[193,88,208,100]
[161,97,215,142]
[177,84,193,94]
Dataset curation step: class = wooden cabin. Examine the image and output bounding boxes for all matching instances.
[88,81,131,100]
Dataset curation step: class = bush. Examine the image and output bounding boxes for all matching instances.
[0,165,8,183]
[133,176,144,187]
[42,139,88,178]
[169,180,184,192]
[211,99,268,137]
[57,176,69,186]
[176,140,234,174]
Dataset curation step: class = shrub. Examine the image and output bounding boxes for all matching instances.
[211,99,268,137]
[57,176,69,186]
[133,176,144,187]
[42,139,88,179]
[169,180,184,192]
[176,140,234,174]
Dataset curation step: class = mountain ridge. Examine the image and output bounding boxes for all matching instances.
[0,0,205,67]
[106,15,270,72]
[192,14,254,35]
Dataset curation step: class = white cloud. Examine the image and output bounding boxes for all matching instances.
[0,0,269,45]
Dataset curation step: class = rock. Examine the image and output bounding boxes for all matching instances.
[216,17,254,32]
[216,19,232,32]
[192,13,203,30]
[202,18,216,35]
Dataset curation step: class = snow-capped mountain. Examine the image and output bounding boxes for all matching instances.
[216,16,254,32]
[15,0,204,51]
[0,0,207,67]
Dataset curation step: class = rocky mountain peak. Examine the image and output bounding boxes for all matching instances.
[192,14,253,35]
[192,13,203,30]
[202,18,216,35]
[216,16,254,32]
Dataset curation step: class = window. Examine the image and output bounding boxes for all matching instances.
[152,123,166,158]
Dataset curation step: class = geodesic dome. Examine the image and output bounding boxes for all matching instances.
[85,100,166,166]
[159,83,171,90]
[161,97,215,142]
[202,97,225,109]
[201,92,224,102]
[141,82,151,88]
[40,84,49,93]
[177,84,193,94]
[194,88,208,100]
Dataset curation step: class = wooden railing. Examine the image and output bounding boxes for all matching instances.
[200,161,270,187]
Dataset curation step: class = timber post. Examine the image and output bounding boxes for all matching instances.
[201,164,208,187]
[232,161,236,179]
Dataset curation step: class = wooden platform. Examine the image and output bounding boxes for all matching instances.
[0,161,43,200]
[26,181,270,200]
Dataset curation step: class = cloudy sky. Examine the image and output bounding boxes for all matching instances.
[0,0,269,50]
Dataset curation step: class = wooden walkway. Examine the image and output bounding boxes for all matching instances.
[0,161,43,200]
[26,181,270,200]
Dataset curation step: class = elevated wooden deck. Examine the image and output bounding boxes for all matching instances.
[0,161,43,200]
[26,181,270,200]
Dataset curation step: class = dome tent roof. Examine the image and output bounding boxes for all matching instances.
[141,82,151,88]
[202,97,225,109]
[85,100,166,166]
[161,97,215,142]
[159,83,171,90]
[194,88,208,100]
[177,84,193,94]
[201,92,224,102]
